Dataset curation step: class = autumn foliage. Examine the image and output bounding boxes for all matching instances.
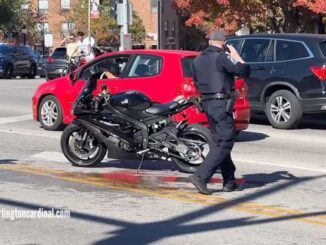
[174,0,326,34]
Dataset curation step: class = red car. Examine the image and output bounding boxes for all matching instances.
[32,50,250,131]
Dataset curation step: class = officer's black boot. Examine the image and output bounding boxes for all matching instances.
[222,180,242,192]
[189,174,212,195]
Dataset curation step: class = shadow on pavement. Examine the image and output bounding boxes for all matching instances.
[236,130,269,142]
[0,173,325,244]
[240,171,298,189]
[0,159,17,164]
[251,113,326,130]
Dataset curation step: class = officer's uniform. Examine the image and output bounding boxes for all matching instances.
[192,42,250,190]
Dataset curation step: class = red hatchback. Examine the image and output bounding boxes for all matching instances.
[32,50,250,131]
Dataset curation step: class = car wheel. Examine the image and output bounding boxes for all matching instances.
[27,64,36,79]
[3,64,13,79]
[266,90,302,129]
[38,95,64,131]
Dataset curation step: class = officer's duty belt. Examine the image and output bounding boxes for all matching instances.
[201,93,227,100]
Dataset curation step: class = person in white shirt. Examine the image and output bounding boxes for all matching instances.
[77,31,96,62]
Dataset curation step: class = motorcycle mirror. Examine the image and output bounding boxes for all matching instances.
[69,72,78,84]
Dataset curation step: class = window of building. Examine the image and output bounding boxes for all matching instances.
[61,0,70,9]
[61,22,75,38]
[38,0,48,15]
[37,22,49,33]
[164,21,169,37]
[151,0,158,14]
[171,21,176,37]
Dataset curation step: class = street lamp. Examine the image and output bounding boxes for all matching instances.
[22,25,27,46]
[42,22,45,55]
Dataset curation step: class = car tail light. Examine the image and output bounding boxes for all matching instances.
[79,58,87,66]
[235,79,248,99]
[311,67,326,81]
[47,57,54,63]
[177,78,198,97]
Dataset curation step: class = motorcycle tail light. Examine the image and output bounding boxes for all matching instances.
[311,67,326,81]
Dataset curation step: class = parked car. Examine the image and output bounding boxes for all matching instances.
[32,49,46,77]
[226,33,326,129]
[45,46,103,81]
[0,44,38,79]
[32,50,250,131]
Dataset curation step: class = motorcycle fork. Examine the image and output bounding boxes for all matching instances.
[77,130,89,149]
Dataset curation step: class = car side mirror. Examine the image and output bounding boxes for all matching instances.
[69,72,78,85]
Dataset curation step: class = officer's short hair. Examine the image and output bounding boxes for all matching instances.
[209,30,226,41]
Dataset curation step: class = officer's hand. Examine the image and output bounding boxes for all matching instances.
[227,45,245,64]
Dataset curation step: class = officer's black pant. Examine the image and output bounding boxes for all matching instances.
[194,99,236,184]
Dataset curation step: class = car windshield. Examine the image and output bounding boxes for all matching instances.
[181,57,195,78]
[51,48,66,59]
[0,45,11,55]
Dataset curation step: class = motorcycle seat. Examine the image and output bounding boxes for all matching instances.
[145,101,179,115]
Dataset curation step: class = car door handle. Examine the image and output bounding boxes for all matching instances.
[252,66,266,71]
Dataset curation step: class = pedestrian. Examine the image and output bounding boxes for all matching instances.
[76,31,96,62]
[60,33,79,61]
[189,30,251,195]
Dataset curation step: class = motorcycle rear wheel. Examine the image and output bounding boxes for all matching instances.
[60,124,107,167]
[172,124,213,173]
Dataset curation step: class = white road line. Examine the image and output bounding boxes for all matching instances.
[0,115,32,124]
[0,128,60,139]
[234,158,326,173]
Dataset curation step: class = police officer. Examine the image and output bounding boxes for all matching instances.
[189,30,251,195]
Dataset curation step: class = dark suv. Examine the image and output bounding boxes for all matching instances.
[0,44,38,79]
[226,34,326,129]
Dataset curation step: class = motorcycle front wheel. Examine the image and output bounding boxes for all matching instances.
[60,124,107,167]
[172,124,213,173]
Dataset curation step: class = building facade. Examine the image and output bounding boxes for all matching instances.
[25,0,181,50]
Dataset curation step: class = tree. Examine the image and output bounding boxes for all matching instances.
[129,14,146,45]
[173,0,326,34]
[0,0,23,33]
[68,0,146,47]
[0,0,44,45]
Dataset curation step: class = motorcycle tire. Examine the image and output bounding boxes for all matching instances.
[60,124,107,167]
[172,124,213,173]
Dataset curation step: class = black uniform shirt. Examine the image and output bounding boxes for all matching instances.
[192,45,250,94]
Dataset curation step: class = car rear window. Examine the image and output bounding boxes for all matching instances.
[319,41,326,57]
[182,57,195,78]
[51,48,66,59]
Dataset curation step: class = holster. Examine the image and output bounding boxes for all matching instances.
[225,92,236,115]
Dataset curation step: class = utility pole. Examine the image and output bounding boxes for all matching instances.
[117,0,132,50]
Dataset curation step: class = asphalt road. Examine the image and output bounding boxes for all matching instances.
[0,78,325,245]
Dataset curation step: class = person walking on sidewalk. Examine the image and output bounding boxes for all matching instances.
[189,30,251,195]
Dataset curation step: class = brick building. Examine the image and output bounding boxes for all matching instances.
[27,0,160,49]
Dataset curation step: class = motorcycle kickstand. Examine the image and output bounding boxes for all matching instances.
[137,153,145,174]
[136,149,149,174]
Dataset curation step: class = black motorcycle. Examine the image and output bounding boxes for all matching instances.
[60,74,213,173]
